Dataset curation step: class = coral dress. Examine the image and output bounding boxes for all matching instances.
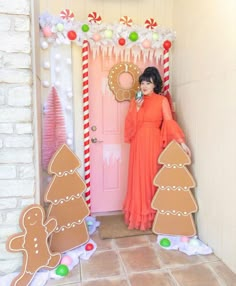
[123,93,185,230]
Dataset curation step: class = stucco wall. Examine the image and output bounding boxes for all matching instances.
[172,0,236,273]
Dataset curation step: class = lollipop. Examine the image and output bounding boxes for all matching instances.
[144,18,158,30]
[60,9,74,21]
[119,16,133,27]
[88,12,102,24]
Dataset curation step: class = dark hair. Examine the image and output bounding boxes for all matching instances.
[139,66,163,94]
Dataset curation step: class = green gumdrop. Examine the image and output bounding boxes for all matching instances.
[160,238,171,247]
[129,31,139,42]
[55,264,69,276]
[82,24,90,32]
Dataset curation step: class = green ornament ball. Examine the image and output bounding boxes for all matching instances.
[160,238,171,248]
[56,23,64,32]
[82,24,90,32]
[152,32,159,41]
[129,31,139,42]
[104,29,113,39]
[55,264,69,277]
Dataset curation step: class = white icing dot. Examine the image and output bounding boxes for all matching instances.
[178,213,181,216]
[173,186,176,189]
[27,216,30,219]
[184,212,187,215]
[62,228,65,231]
[184,186,188,190]
[178,188,181,191]
[167,213,170,216]
[67,223,70,226]
[78,220,81,223]
[173,166,177,168]
[35,250,39,254]
[77,193,80,196]
[179,164,182,167]
[167,164,171,167]
[167,188,170,191]
[73,225,75,227]
[54,200,57,203]
[70,169,73,173]
[56,227,59,230]
[161,186,164,189]
[59,172,62,175]
[66,196,69,199]
[60,201,64,204]
[65,173,68,176]
[34,238,37,241]
[34,244,38,248]
[173,210,176,213]
[72,198,75,200]
[161,210,164,213]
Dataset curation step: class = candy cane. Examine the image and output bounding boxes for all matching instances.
[82,40,91,210]
[163,43,175,119]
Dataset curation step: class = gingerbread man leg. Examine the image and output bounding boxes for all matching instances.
[12,272,34,286]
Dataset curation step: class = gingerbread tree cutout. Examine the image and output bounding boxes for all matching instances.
[151,140,198,237]
[45,144,90,253]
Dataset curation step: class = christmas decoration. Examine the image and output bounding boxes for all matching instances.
[144,18,158,30]
[163,40,172,50]
[67,30,77,40]
[151,140,198,237]
[118,37,126,46]
[88,12,102,24]
[39,12,176,60]
[42,87,67,170]
[119,16,133,27]
[108,62,141,101]
[45,144,90,253]
[6,205,61,286]
[60,9,74,21]
[82,40,91,210]
[82,24,90,32]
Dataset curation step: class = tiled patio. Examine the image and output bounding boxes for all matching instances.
[46,227,236,286]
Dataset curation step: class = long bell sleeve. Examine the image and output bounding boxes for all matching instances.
[161,96,185,147]
[124,99,138,143]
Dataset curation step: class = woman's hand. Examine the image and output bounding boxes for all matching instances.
[180,142,191,157]
[136,98,144,111]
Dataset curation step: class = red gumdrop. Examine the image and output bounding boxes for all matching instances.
[67,30,77,41]
[118,38,126,46]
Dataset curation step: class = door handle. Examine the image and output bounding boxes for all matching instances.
[91,137,103,143]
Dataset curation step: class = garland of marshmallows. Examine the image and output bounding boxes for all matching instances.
[39,10,175,58]
[39,9,174,210]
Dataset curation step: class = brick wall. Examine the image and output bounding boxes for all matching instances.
[0,0,36,274]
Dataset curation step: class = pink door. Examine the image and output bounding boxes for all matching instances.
[89,54,157,213]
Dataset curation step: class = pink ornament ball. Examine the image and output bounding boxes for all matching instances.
[42,26,52,38]
[142,39,151,48]
[180,236,189,243]
[92,33,101,42]
[118,37,126,46]
[61,255,73,266]
[67,30,77,41]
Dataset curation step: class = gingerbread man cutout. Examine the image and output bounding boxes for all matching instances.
[6,204,61,286]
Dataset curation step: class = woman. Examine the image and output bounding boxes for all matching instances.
[123,66,190,231]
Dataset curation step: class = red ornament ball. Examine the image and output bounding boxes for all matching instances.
[163,40,172,50]
[118,37,126,46]
[85,243,94,251]
[67,30,77,41]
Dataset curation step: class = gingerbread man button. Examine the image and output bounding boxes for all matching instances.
[6,204,61,286]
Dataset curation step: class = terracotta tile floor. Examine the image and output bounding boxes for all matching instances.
[46,231,236,286]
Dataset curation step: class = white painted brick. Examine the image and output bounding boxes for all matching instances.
[0,15,11,31]
[0,149,33,163]
[4,53,31,69]
[0,108,31,122]
[0,32,30,53]
[0,69,32,84]
[0,198,17,209]
[0,165,16,179]
[4,209,22,224]
[18,164,35,178]
[5,136,33,148]
[0,95,5,105]
[14,16,30,31]
[0,180,34,197]
[0,123,14,133]
[0,242,21,259]
[15,123,32,134]
[0,226,21,242]
[8,86,31,106]
[0,0,30,15]
[20,198,35,207]
[0,258,22,274]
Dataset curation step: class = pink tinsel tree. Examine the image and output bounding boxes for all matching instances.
[42,86,67,170]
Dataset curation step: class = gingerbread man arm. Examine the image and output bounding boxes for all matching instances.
[45,218,57,234]
[8,234,25,252]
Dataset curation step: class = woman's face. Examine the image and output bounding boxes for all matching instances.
[140,79,155,96]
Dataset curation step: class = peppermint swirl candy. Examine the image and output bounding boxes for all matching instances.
[144,18,158,30]
[119,16,133,27]
[60,9,75,21]
[88,12,102,24]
